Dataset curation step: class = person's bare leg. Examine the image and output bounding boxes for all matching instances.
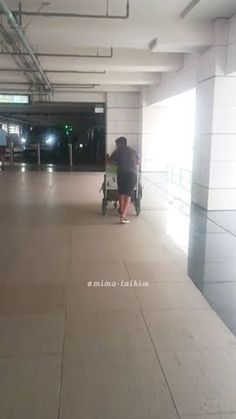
[119,194,125,216]
[122,195,131,218]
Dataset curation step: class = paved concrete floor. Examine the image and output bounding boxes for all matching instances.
[1,170,236,419]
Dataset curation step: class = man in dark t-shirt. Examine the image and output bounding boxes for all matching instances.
[109,137,139,224]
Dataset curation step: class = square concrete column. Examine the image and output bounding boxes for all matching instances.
[106,92,141,155]
[192,18,236,210]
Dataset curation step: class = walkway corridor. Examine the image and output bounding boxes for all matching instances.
[0,171,236,419]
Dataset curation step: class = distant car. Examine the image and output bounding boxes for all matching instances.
[25,126,66,151]
[6,133,24,154]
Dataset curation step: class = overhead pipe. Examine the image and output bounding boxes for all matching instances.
[0,68,106,74]
[45,70,106,74]
[52,83,100,88]
[0,81,44,85]
[10,0,130,19]
[180,0,201,18]
[17,1,22,25]
[0,0,53,93]
[0,81,99,88]
[0,47,113,59]
[0,23,46,87]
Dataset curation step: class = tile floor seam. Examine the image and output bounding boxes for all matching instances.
[181,412,236,418]
[147,280,190,283]
[56,228,72,419]
[181,412,236,415]
[154,346,236,354]
[0,353,62,359]
[158,346,236,353]
[56,297,67,419]
[1,228,33,279]
[145,174,236,241]
[142,308,212,312]
[138,305,182,419]
[65,308,212,313]
[43,179,56,206]
[123,259,181,419]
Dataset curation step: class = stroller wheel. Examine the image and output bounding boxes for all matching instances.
[134,198,141,216]
[102,198,107,215]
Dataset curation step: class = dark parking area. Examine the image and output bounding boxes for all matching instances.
[0,102,105,169]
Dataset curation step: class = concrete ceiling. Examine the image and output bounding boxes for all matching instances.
[1,0,236,95]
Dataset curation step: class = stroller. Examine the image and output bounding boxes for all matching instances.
[101,163,142,216]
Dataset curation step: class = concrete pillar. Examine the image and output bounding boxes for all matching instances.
[106,92,141,155]
[227,14,236,74]
[192,18,236,210]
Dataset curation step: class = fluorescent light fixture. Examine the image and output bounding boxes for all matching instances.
[95,106,104,113]
[148,38,158,52]
[181,0,201,19]
[0,94,29,104]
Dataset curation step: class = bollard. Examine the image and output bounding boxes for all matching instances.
[69,143,73,167]
[37,143,41,166]
[10,139,14,165]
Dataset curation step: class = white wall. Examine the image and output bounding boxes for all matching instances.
[140,15,236,210]
[142,54,198,107]
[227,14,236,74]
[193,75,236,210]
[192,16,236,210]
[140,103,169,172]
[106,92,141,155]
[140,54,198,173]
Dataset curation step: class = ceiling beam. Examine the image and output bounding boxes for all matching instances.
[9,0,130,20]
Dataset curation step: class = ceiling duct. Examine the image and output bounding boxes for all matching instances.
[9,0,130,20]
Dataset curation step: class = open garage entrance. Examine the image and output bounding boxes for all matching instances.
[0,101,105,170]
[143,89,196,204]
[142,89,196,253]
